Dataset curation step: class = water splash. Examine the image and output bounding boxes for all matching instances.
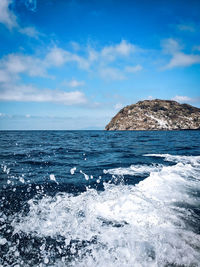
[1,155,199,266]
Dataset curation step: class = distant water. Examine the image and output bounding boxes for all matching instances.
[0,130,200,267]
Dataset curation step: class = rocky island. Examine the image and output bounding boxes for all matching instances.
[105,99,200,130]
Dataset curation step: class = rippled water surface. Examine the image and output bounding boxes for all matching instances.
[0,130,200,266]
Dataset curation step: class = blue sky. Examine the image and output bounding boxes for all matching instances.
[0,0,200,130]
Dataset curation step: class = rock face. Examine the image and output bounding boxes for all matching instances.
[105,99,200,130]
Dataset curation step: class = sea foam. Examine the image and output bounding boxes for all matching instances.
[7,154,200,267]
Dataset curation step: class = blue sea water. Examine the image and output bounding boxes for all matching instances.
[0,130,200,266]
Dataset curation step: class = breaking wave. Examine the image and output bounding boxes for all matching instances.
[1,154,200,266]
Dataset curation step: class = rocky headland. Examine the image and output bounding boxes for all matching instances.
[105,99,200,130]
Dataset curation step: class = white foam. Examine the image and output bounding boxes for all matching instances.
[19,177,25,184]
[49,174,58,184]
[10,155,200,266]
[0,237,7,245]
[104,164,163,176]
[80,170,89,180]
[2,165,10,174]
[70,167,76,175]
[144,153,200,165]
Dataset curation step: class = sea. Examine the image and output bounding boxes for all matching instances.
[0,130,200,267]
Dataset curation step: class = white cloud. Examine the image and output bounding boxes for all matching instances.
[114,103,123,110]
[45,47,67,67]
[71,41,81,51]
[67,79,85,87]
[96,40,143,78]
[0,48,89,106]
[162,38,181,54]
[172,95,192,103]
[0,0,17,29]
[0,40,142,82]
[177,23,196,32]
[0,40,143,105]
[70,53,90,70]
[162,38,200,69]
[0,0,41,38]
[0,46,91,80]
[0,53,47,77]
[101,40,136,61]
[100,67,126,80]
[164,52,200,69]
[0,83,87,105]
[125,64,143,73]
[19,26,40,38]
[45,47,90,69]
[193,45,200,51]
[0,69,15,83]
[115,40,136,56]
[88,49,98,62]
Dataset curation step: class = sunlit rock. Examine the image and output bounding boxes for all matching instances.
[105,99,200,130]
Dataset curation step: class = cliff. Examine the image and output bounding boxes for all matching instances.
[105,99,200,130]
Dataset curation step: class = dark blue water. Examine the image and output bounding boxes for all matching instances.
[0,130,200,266]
